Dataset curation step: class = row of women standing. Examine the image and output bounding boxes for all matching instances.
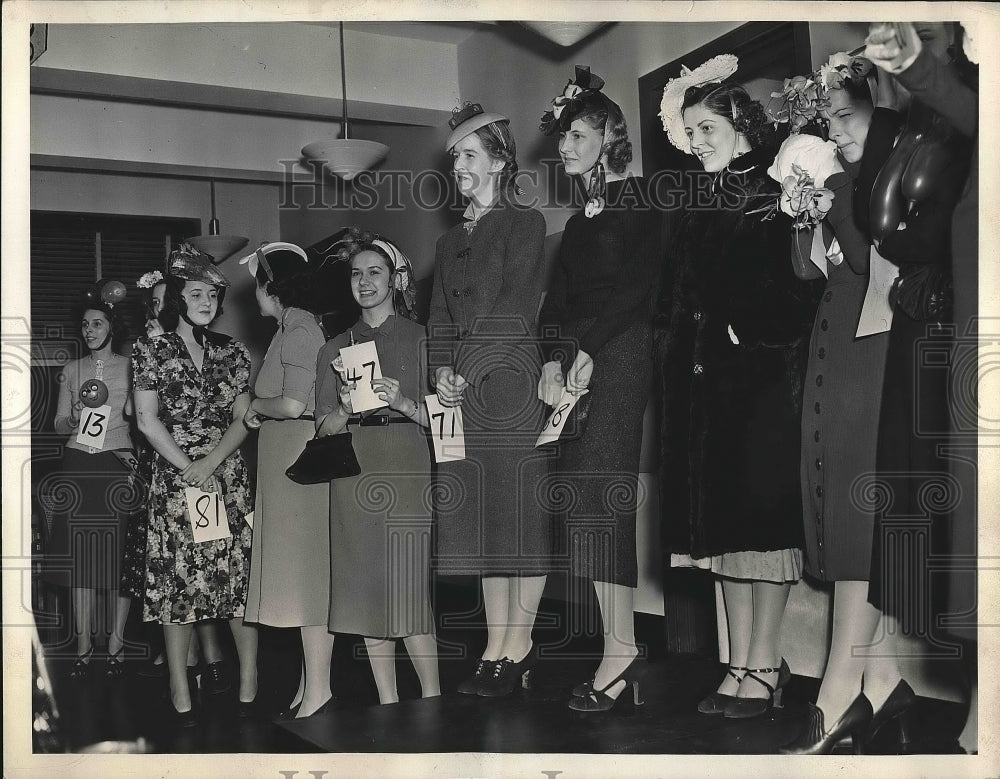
[42,19,977,748]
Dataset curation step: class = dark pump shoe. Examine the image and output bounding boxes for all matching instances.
[568,657,646,713]
[780,694,874,755]
[866,679,916,748]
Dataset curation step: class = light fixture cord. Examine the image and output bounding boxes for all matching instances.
[340,21,349,140]
[209,179,217,220]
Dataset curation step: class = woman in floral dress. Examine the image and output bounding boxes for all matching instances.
[133,245,258,723]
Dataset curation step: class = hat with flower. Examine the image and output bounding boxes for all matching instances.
[769,51,873,133]
[540,65,621,136]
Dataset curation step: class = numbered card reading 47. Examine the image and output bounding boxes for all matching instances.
[339,341,387,414]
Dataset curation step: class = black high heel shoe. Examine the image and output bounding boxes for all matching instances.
[69,647,94,679]
[866,680,916,749]
[170,701,198,728]
[779,694,873,755]
[105,647,126,678]
[697,665,748,715]
[724,659,791,719]
[478,647,537,698]
[571,679,594,697]
[568,657,645,713]
[457,658,497,695]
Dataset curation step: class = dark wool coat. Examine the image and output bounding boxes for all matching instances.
[655,148,819,560]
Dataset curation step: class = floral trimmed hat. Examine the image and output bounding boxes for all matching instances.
[167,243,230,287]
[769,51,873,133]
[659,54,740,153]
[540,65,619,136]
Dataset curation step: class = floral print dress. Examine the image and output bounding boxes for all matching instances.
[132,332,254,624]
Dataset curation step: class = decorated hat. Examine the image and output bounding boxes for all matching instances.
[168,243,230,287]
[82,279,128,310]
[445,102,510,151]
[659,54,740,154]
[238,241,309,283]
[136,270,164,290]
[769,51,873,134]
[539,66,619,136]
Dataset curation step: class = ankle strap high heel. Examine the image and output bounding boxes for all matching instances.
[697,665,747,715]
[723,659,791,719]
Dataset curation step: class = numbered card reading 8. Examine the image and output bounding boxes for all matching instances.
[339,341,387,414]
[76,404,112,450]
[424,394,466,463]
[535,389,584,448]
[185,486,233,544]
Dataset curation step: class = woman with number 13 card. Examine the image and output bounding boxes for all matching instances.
[43,279,135,680]
[132,245,258,726]
[314,231,440,705]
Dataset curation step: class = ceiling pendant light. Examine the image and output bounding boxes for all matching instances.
[301,22,389,181]
[188,180,250,264]
[519,22,608,48]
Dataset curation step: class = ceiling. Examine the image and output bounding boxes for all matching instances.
[316,21,493,45]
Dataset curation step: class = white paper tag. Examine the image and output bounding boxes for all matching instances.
[809,227,829,278]
[856,247,900,338]
[244,510,254,528]
[425,394,466,462]
[185,485,232,544]
[535,389,584,448]
[339,341,387,414]
[76,404,112,451]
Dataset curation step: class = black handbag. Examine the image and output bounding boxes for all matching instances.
[285,432,361,484]
[889,263,953,322]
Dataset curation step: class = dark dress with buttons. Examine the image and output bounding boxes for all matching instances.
[428,200,552,576]
[539,177,663,587]
[795,162,890,581]
[655,150,817,571]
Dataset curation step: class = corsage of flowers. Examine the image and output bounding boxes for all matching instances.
[767,51,873,132]
[766,134,841,230]
[136,270,164,289]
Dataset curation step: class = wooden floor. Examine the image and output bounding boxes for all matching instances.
[38,578,970,755]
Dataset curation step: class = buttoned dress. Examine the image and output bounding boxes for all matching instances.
[427,200,553,576]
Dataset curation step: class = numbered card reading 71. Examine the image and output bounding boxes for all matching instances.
[424,394,466,463]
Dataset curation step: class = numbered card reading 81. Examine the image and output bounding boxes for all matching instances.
[185,486,233,544]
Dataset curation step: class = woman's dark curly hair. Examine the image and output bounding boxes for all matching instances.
[682,82,773,151]
[75,298,129,355]
[254,252,324,315]
[157,275,226,333]
[564,98,633,174]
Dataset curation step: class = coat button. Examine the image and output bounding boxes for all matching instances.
[818,347,826,359]
[693,363,704,375]
[464,286,473,296]
[815,458,822,469]
[814,401,821,414]
[814,430,820,442]
[824,291,833,302]
[452,288,461,297]
[816,485,823,497]
[693,311,703,321]
[816,375,823,387]
[821,319,829,331]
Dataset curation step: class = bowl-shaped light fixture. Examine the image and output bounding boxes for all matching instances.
[302,22,390,181]
[188,180,249,264]
[301,138,389,182]
[519,22,608,47]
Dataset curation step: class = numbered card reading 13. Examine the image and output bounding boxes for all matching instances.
[76,404,112,450]
[185,485,232,544]
[339,341,386,414]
